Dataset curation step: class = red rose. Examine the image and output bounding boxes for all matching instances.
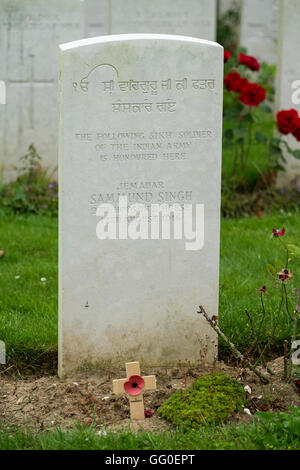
[224,72,241,92]
[292,118,300,141]
[236,78,250,94]
[224,50,232,63]
[276,109,299,135]
[239,83,266,107]
[224,72,249,93]
[239,53,260,71]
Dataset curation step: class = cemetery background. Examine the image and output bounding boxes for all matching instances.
[0,0,300,451]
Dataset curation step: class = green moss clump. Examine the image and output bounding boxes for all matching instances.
[158,373,245,428]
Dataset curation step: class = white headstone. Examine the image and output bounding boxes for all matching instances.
[276,0,300,186]
[85,0,109,38]
[0,0,84,182]
[110,0,217,41]
[58,34,223,376]
[240,0,280,64]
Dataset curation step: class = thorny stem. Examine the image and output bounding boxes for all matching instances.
[245,309,274,375]
[244,110,253,165]
[241,141,245,174]
[283,283,292,323]
[259,292,267,336]
[253,284,285,370]
[198,306,269,384]
[276,238,291,320]
[278,237,289,270]
[232,148,238,177]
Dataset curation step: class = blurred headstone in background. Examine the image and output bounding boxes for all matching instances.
[85,0,109,38]
[240,0,279,65]
[276,0,300,187]
[110,0,217,41]
[0,0,85,182]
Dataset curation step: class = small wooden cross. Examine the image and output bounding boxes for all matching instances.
[113,362,156,420]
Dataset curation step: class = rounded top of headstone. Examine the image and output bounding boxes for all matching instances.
[59,33,223,52]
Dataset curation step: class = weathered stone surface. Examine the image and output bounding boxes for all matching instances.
[276,0,300,186]
[85,0,109,38]
[240,0,279,64]
[58,34,223,375]
[0,0,84,181]
[111,0,216,40]
[219,0,241,16]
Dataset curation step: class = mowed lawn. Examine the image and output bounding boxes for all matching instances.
[0,209,299,364]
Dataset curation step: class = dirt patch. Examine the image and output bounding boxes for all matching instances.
[0,358,299,433]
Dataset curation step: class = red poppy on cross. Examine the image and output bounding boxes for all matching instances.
[112,362,156,420]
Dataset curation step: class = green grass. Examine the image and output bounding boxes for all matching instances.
[0,211,58,370]
[220,214,299,352]
[0,408,300,450]
[222,104,275,185]
[0,209,299,366]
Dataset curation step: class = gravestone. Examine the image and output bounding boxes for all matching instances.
[110,0,217,41]
[58,34,223,376]
[240,0,280,64]
[276,0,300,186]
[85,0,109,38]
[0,0,84,182]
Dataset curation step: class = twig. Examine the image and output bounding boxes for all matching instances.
[0,365,14,375]
[197,306,269,384]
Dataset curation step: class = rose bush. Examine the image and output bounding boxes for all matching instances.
[223,49,300,186]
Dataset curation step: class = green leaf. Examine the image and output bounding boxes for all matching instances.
[233,127,248,138]
[223,140,233,149]
[255,411,274,423]
[292,418,300,437]
[270,136,282,146]
[243,113,254,123]
[292,150,300,160]
[224,129,234,141]
[259,102,272,113]
[255,132,268,143]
